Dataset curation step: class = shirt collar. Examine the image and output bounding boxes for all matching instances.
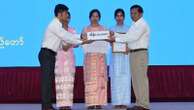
[54,17,63,27]
[132,17,144,25]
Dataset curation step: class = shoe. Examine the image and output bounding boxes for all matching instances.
[59,106,72,110]
[42,106,57,110]
[114,105,128,110]
[51,106,57,110]
[87,105,103,109]
[127,106,149,110]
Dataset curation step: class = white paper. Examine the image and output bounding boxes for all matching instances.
[87,31,109,40]
[112,42,127,52]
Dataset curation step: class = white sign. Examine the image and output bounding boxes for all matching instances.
[87,31,109,40]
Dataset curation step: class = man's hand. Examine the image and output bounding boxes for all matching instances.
[62,44,72,51]
[81,33,87,40]
[124,46,130,54]
[110,31,114,37]
[80,33,94,44]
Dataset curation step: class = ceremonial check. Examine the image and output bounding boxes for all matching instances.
[87,31,109,40]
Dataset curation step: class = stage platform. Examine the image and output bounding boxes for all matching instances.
[0,102,194,110]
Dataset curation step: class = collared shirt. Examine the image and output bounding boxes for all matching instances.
[41,18,82,52]
[115,18,150,50]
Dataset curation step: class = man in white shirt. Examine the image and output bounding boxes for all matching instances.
[38,4,89,110]
[108,5,150,110]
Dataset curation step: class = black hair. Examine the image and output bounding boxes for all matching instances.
[54,4,69,17]
[89,9,101,20]
[130,4,144,14]
[68,11,71,18]
[114,8,125,18]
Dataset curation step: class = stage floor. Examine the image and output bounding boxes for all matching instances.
[0,102,194,110]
